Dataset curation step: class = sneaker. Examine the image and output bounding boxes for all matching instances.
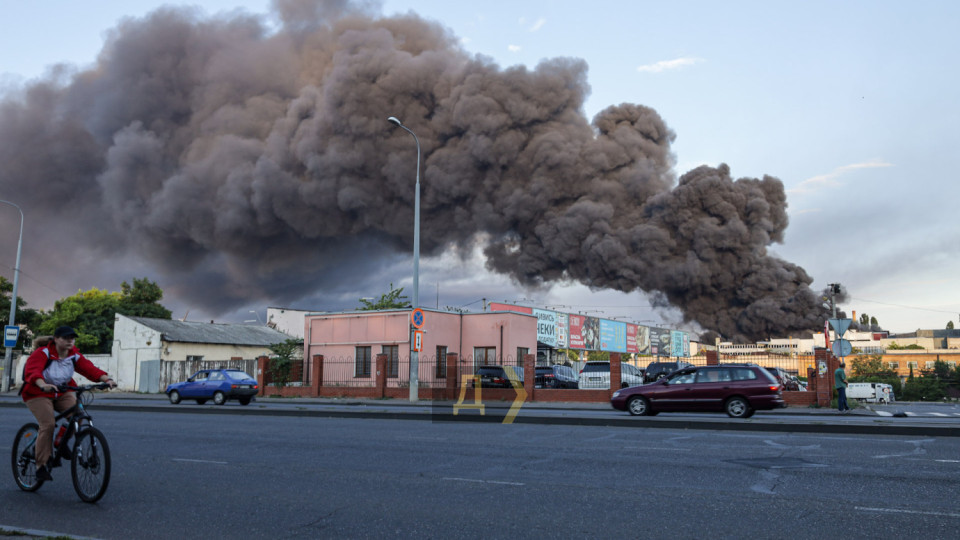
[59,445,73,461]
[35,464,52,482]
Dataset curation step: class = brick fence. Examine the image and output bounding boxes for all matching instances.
[255,351,819,407]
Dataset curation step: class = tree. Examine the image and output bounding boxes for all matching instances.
[117,278,172,319]
[267,338,303,390]
[948,321,955,330]
[358,283,411,310]
[0,276,41,348]
[38,288,122,353]
[33,278,172,354]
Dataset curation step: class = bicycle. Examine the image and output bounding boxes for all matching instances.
[11,382,112,503]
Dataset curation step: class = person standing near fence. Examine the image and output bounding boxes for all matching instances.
[834,360,850,413]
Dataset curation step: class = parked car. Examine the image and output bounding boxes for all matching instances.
[611,364,786,418]
[643,360,693,383]
[759,366,800,391]
[165,369,259,406]
[474,365,524,388]
[578,361,645,389]
[535,365,579,389]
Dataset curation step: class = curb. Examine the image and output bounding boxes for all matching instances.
[2,401,956,438]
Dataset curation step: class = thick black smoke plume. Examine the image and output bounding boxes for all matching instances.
[0,0,830,342]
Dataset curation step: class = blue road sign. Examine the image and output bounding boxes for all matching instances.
[4,325,19,348]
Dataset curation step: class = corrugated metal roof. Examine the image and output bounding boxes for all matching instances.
[128,317,293,346]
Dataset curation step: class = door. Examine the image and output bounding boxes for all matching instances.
[650,370,697,411]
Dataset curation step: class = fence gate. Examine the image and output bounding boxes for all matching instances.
[139,360,161,393]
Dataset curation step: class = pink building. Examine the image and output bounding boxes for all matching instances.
[304,308,537,397]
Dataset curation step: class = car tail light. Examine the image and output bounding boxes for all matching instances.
[231,384,238,389]
[769,385,780,392]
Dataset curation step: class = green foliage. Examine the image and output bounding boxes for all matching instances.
[268,338,303,389]
[849,354,902,395]
[948,320,955,330]
[587,350,610,362]
[117,277,172,319]
[887,342,924,350]
[31,277,171,354]
[358,283,411,310]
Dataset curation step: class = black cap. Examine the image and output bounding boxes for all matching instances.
[54,326,78,338]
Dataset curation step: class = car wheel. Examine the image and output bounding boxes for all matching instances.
[196,399,207,405]
[214,391,227,405]
[239,397,251,406]
[742,408,755,418]
[168,390,181,404]
[627,396,651,416]
[725,397,751,418]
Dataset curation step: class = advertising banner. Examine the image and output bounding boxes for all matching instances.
[682,334,690,357]
[557,313,568,348]
[636,325,651,355]
[533,309,558,348]
[648,328,661,356]
[626,324,637,354]
[658,330,671,357]
[568,314,586,349]
[600,320,626,353]
[671,331,685,357]
[582,316,600,350]
[489,302,532,314]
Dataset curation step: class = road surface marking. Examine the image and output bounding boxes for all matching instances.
[172,458,228,464]
[443,477,524,486]
[856,506,960,518]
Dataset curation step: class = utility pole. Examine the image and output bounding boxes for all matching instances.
[827,283,841,318]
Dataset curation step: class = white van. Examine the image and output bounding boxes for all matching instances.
[847,382,894,403]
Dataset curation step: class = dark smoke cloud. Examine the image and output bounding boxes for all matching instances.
[0,0,831,342]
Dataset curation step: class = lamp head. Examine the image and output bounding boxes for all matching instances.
[387,116,402,127]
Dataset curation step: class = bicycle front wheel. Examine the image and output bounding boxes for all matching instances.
[11,423,43,492]
[71,427,111,503]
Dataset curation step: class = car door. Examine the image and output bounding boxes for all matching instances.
[690,367,728,411]
[180,371,207,398]
[206,371,226,396]
[648,369,697,411]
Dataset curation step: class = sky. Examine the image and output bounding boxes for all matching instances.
[0,0,958,338]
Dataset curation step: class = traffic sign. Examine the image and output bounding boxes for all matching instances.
[411,308,425,329]
[413,330,423,352]
[828,318,852,338]
[831,338,852,358]
[4,325,19,348]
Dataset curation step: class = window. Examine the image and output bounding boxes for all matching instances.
[186,355,203,362]
[907,362,919,369]
[208,371,224,381]
[949,362,957,369]
[730,368,758,381]
[435,346,448,378]
[925,361,936,369]
[516,347,529,366]
[669,372,697,384]
[474,347,497,369]
[887,361,899,369]
[382,345,399,378]
[355,346,371,377]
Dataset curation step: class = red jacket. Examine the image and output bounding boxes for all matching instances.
[21,341,107,402]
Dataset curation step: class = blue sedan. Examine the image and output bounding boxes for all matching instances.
[165,369,259,406]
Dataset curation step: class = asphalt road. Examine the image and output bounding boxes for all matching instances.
[1,405,959,539]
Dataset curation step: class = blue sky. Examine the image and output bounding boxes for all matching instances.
[1,0,958,336]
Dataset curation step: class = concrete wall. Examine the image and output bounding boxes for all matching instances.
[266,307,309,339]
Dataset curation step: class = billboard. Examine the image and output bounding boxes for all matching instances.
[600,320,626,353]
[534,309,558,347]
[557,313,568,348]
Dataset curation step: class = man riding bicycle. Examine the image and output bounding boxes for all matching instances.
[21,326,116,481]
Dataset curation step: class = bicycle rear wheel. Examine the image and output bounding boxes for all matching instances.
[11,423,44,492]
[71,427,111,503]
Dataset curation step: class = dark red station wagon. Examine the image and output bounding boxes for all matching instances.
[610,364,786,418]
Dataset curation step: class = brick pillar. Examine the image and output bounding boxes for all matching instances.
[445,353,459,400]
[375,354,387,399]
[523,353,535,401]
[610,353,622,398]
[312,355,323,397]
[256,356,268,396]
[814,348,838,407]
[705,350,719,366]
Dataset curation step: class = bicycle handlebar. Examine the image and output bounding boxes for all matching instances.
[56,382,113,393]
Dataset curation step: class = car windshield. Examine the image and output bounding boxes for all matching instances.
[581,363,609,373]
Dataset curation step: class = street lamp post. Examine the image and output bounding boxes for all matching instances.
[387,116,421,402]
[1,200,24,392]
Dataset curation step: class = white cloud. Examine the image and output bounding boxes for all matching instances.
[636,56,703,73]
[529,17,546,32]
[789,160,894,195]
[508,44,521,53]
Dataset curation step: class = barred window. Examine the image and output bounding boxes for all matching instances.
[474,347,496,369]
[355,346,371,377]
[383,345,399,378]
[435,346,448,378]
